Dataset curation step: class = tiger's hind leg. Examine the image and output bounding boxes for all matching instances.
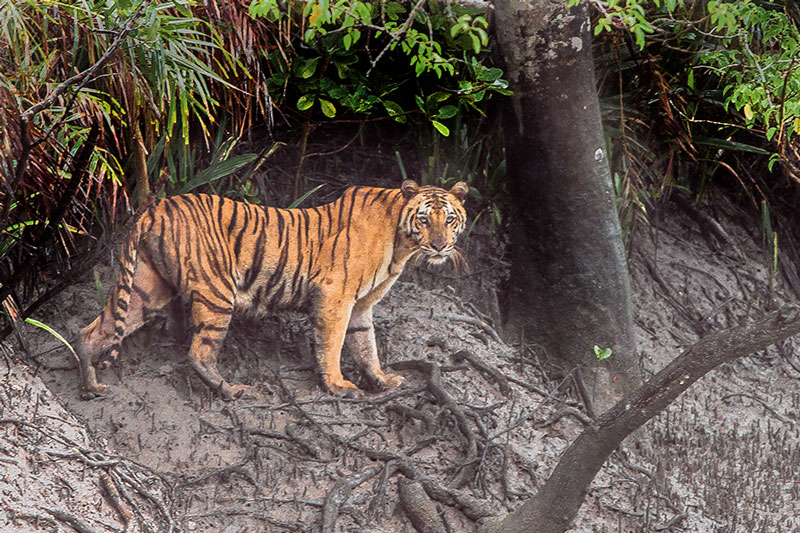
[185,296,247,400]
[78,257,174,396]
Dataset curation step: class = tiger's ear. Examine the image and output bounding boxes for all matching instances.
[449,181,469,203]
[401,180,419,200]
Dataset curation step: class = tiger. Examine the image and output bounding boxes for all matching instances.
[77,180,469,399]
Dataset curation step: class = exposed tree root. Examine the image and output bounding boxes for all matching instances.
[399,477,448,533]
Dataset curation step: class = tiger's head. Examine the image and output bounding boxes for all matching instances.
[400,180,469,266]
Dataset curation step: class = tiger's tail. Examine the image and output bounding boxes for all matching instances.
[100,223,141,368]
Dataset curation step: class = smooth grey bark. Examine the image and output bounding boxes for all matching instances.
[495,0,640,415]
[479,304,800,533]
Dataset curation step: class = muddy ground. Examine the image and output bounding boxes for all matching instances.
[2,184,799,533]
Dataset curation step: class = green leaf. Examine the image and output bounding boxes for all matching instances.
[436,105,458,120]
[382,99,403,116]
[693,136,770,155]
[319,98,336,117]
[426,91,450,108]
[593,345,613,361]
[297,57,320,79]
[25,318,77,358]
[297,94,315,111]
[178,153,259,194]
[431,120,450,137]
[477,67,504,83]
[470,34,481,54]
[289,184,325,208]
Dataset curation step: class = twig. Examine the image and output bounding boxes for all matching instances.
[100,473,133,525]
[450,350,512,396]
[533,405,593,429]
[367,0,427,76]
[438,313,503,344]
[247,426,319,458]
[654,511,688,531]
[41,506,100,533]
[720,393,794,424]
[177,460,257,489]
[387,404,436,433]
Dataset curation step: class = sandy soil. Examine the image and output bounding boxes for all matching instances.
[2,187,799,532]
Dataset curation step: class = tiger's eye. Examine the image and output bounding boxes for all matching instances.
[446,215,456,225]
[417,215,430,226]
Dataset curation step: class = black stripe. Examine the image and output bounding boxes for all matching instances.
[133,284,152,303]
[311,206,323,244]
[336,191,347,230]
[264,243,290,298]
[301,209,311,246]
[360,189,372,209]
[276,210,285,248]
[370,188,390,206]
[291,218,304,298]
[271,280,286,305]
[241,229,266,291]
[226,200,239,236]
[233,206,250,260]
[193,323,229,333]
[341,189,357,291]
[190,291,234,314]
[329,230,341,264]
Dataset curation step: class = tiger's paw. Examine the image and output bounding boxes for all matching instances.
[81,383,109,400]
[378,372,404,389]
[221,383,253,401]
[326,378,361,396]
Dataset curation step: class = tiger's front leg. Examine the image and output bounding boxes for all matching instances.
[345,304,404,389]
[312,295,360,394]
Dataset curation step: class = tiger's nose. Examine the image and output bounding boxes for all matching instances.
[430,236,447,251]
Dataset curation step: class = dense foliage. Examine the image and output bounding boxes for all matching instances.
[587,0,800,212]
[248,0,509,136]
[0,0,505,311]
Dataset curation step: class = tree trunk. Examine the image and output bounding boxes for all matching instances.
[494,0,639,415]
[479,304,800,533]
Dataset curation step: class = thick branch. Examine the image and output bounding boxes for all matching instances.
[481,304,800,533]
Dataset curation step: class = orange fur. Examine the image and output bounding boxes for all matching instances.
[77,180,469,399]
